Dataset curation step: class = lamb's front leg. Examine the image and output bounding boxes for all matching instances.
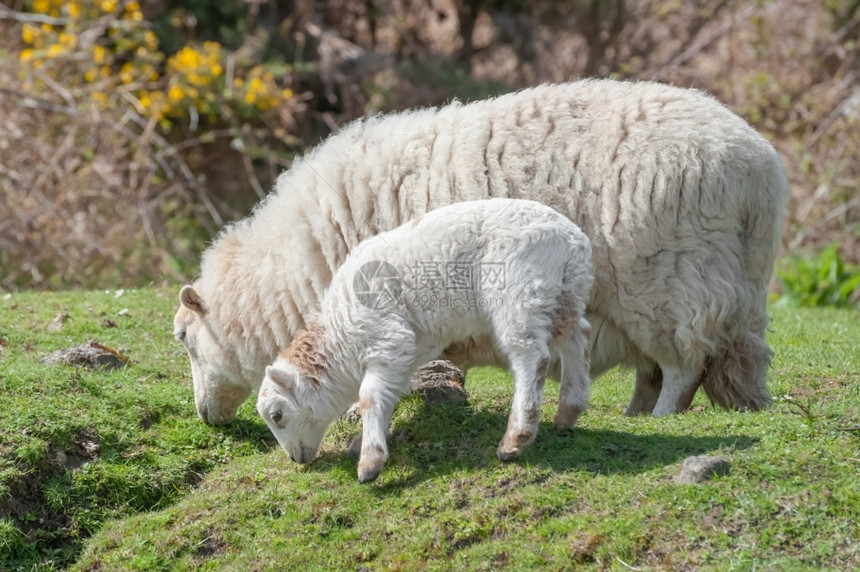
[356,372,403,483]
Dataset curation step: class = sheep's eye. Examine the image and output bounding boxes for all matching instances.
[271,410,283,424]
[175,330,187,343]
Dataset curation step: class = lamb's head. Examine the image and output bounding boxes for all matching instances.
[257,362,329,464]
[174,285,251,425]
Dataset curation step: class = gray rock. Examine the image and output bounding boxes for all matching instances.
[342,402,361,423]
[339,360,468,423]
[409,360,467,406]
[677,455,730,484]
[40,340,128,370]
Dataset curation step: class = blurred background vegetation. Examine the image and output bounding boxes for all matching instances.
[0,0,858,303]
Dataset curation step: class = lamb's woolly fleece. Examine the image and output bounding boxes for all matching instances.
[257,198,594,478]
[181,78,789,422]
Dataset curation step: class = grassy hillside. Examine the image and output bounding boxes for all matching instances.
[0,289,857,570]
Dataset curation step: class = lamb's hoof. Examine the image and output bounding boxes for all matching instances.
[497,429,534,461]
[346,434,362,460]
[553,405,582,430]
[357,465,381,484]
[357,450,385,483]
[496,446,522,462]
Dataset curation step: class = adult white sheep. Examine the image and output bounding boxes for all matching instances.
[257,198,594,483]
[174,78,789,424]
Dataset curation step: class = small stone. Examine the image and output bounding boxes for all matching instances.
[118,308,130,317]
[52,449,67,466]
[677,455,730,484]
[47,313,69,332]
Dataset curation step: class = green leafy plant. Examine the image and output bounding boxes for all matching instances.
[776,244,860,308]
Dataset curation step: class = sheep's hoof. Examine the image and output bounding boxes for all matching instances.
[346,434,362,460]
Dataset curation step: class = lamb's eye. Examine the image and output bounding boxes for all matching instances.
[271,410,283,424]
[175,330,187,343]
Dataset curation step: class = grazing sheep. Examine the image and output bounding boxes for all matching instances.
[257,198,594,483]
[174,78,789,424]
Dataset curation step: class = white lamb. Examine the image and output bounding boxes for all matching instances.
[256,198,594,483]
[174,79,789,425]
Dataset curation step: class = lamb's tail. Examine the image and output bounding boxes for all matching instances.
[700,332,773,411]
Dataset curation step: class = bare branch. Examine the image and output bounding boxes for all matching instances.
[651,4,755,82]
[0,5,70,25]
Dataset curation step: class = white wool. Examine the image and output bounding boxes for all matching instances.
[257,198,594,481]
[175,78,789,424]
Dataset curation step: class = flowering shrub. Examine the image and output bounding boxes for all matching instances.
[2,0,302,290]
[18,0,293,127]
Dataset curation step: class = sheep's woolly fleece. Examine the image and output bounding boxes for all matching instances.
[174,78,789,424]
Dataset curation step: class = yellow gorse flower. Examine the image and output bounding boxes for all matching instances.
[21,24,37,44]
[143,31,158,51]
[66,2,82,18]
[93,45,106,64]
[168,84,184,102]
[58,32,76,47]
[120,62,134,84]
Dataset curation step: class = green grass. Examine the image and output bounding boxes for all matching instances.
[0,289,858,570]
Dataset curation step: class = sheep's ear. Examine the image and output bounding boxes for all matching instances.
[179,285,207,315]
[266,366,296,396]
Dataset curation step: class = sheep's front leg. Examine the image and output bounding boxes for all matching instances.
[651,364,700,416]
[356,373,403,483]
[624,363,662,416]
[498,351,549,461]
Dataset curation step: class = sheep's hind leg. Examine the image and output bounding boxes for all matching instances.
[624,363,663,416]
[651,364,701,416]
[554,318,592,430]
[497,348,550,461]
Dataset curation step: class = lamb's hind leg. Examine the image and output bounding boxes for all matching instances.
[651,363,701,416]
[554,318,592,430]
[497,347,550,461]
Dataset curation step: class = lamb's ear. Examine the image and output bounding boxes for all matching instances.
[179,285,207,316]
[266,365,296,397]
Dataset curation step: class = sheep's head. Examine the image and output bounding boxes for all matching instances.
[174,285,251,425]
[257,362,328,464]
